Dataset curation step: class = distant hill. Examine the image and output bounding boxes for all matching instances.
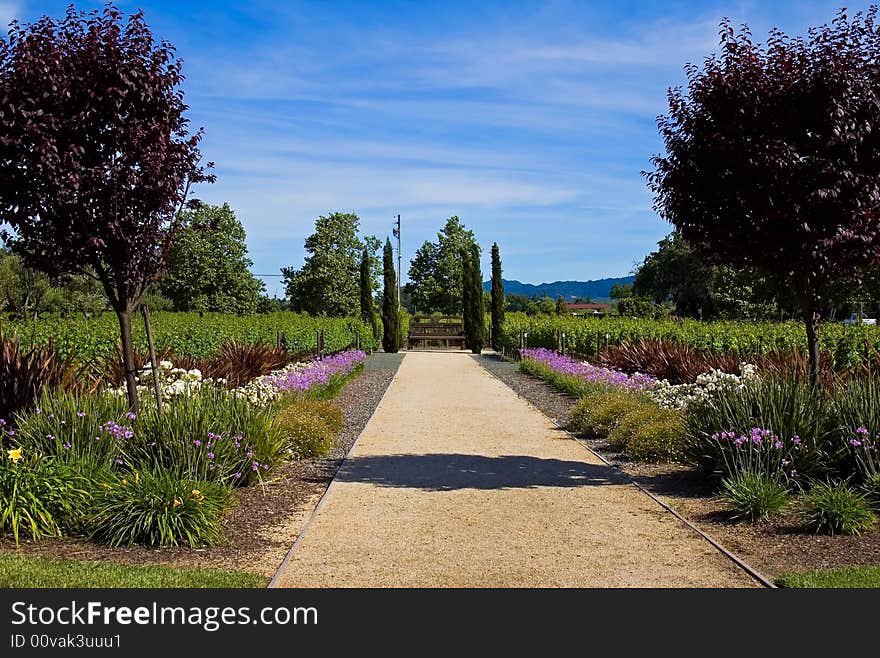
[482,276,634,302]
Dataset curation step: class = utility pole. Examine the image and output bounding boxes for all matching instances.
[392,214,402,310]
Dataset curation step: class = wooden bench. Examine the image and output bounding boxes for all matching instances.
[408,316,466,349]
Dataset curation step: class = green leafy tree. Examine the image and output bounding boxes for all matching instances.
[160,203,264,315]
[490,243,505,350]
[407,216,476,314]
[618,296,669,319]
[284,212,366,317]
[633,232,715,318]
[382,239,399,353]
[609,283,633,300]
[556,295,567,315]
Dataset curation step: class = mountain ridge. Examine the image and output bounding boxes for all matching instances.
[481,276,634,302]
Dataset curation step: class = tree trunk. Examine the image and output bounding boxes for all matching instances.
[116,307,140,410]
[800,294,821,388]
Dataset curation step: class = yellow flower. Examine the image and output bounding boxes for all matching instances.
[7,448,22,463]
[134,472,140,483]
[173,498,182,508]
[120,479,127,486]
[191,489,205,502]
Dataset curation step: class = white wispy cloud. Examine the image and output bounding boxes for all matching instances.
[0,1,19,29]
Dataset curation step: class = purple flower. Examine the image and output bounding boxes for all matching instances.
[252,461,260,471]
[519,348,656,391]
[790,469,797,477]
[115,458,124,465]
[792,435,801,445]
[194,439,202,447]
[781,459,790,467]
[76,411,86,418]
[0,419,5,427]
[46,434,55,440]
[207,452,214,460]
[234,472,242,480]
[856,426,869,436]
[268,349,367,393]
[126,411,137,421]
[774,440,784,449]
[62,442,71,450]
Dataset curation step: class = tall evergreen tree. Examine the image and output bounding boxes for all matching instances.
[466,245,485,354]
[490,243,504,351]
[460,247,472,347]
[382,238,399,353]
[359,247,373,324]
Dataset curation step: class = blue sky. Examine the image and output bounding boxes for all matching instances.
[5,1,863,295]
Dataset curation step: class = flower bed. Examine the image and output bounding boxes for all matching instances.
[519,348,655,391]
[236,349,366,406]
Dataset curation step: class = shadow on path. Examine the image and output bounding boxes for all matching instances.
[334,453,629,491]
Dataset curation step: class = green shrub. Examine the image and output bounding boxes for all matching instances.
[800,481,878,535]
[684,376,832,477]
[89,469,233,547]
[863,473,880,510]
[0,451,90,543]
[624,413,687,462]
[276,399,343,458]
[568,390,646,437]
[721,471,790,521]
[12,391,130,470]
[125,388,287,487]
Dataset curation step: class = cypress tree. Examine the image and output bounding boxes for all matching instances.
[490,243,505,350]
[359,248,373,324]
[460,247,472,348]
[382,239,399,353]
[467,244,485,354]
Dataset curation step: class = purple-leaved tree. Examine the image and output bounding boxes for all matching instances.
[647,9,880,386]
[0,4,213,408]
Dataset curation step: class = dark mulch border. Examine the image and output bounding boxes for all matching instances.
[476,353,880,580]
[0,353,403,581]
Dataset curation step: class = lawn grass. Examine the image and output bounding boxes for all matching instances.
[776,564,880,588]
[0,552,267,588]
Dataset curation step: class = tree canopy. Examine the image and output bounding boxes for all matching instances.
[283,212,377,317]
[0,4,212,406]
[647,9,880,383]
[160,203,264,315]
[406,216,476,314]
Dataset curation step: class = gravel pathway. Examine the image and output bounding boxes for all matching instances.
[273,351,756,587]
